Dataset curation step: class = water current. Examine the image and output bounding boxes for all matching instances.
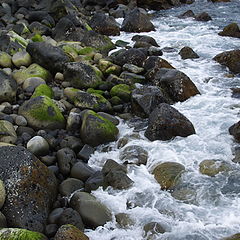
[87,0,240,239]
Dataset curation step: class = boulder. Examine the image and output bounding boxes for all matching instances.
[59,178,84,196]
[26,136,49,156]
[23,77,46,92]
[218,23,240,38]
[229,121,240,142]
[145,103,195,141]
[0,180,5,209]
[110,84,131,102]
[143,222,166,237]
[0,70,17,103]
[121,8,155,33]
[63,62,102,89]
[85,171,104,192]
[70,161,95,182]
[0,120,17,144]
[0,212,7,228]
[131,85,170,118]
[80,110,119,147]
[70,192,112,229]
[213,49,240,74]
[32,84,54,99]
[132,35,159,47]
[26,42,70,74]
[0,228,47,240]
[102,159,127,175]
[222,233,240,240]
[122,64,144,74]
[0,52,12,68]
[137,0,181,10]
[119,72,145,84]
[12,50,32,68]
[18,96,65,130]
[179,46,199,59]
[195,12,212,21]
[0,146,57,232]
[152,68,200,102]
[153,162,185,190]
[178,10,195,19]
[54,224,89,240]
[89,13,120,36]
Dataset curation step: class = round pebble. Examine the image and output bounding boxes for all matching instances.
[15,115,27,126]
[27,136,50,156]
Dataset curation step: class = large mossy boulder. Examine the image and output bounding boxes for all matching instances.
[0,146,57,232]
[152,68,200,102]
[0,120,17,144]
[145,103,195,141]
[153,162,185,190]
[218,23,240,38]
[63,62,102,89]
[31,84,54,99]
[213,49,240,74]
[110,84,131,102]
[0,70,17,103]
[80,110,119,147]
[12,63,51,85]
[0,228,47,240]
[26,42,70,74]
[18,96,65,130]
[121,8,155,33]
[70,192,112,229]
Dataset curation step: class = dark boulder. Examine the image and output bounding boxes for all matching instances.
[0,34,25,55]
[132,35,159,47]
[0,146,57,232]
[178,10,195,18]
[195,12,212,21]
[26,42,70,74]
[218,23,240,38]
[29,21,52,36]
[136,0,180,10]
[179,46,199,59]
[213,49,240,74]
[229,121,240,142]
[152,68,200,102]
[145,103,195,141]
[121,8,155,33]
[89,12,120,36]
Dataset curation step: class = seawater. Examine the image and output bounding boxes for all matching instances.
[86,0,240,239]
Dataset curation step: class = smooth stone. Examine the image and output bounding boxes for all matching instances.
[27,136,49,156]
[59,178,84,196]
[12,50,32,68]
[48,208,64,224]
[77,144,95,162]
[70,161,95,182]
[15,115,27,126]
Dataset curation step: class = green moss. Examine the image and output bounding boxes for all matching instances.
[85,23,93,31]
[110,96,123,105]
[13,63,51,85]
[0,228,47,240]
[78,47,95,55]
[31,84,54,99]
[110,84,131,102]
[105,65,121,76]
[31,34,44,42]
[8,31,29,48]
[87,88,104,95]
[62,45,78,60]
[0,52,12,68]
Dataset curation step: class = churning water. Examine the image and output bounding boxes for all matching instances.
[87,0,240,239]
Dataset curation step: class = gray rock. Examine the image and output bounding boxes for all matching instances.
[179,46,199,59]
[0,180,6,209]
[15,115,27,126]
[0,146,57,232]
[0,212,7,228]
[70,161,95,182]
[45,224,58,238]
[0,70,17,104]
[143,222,166,237]
[78,144,95,162]
[22,77,46,92]
[0,120,17,144]
[85,171,104,192]
[48,208,64,224]
[27,136,49,157]
[120,71,145,84]
[145,103,195,141]
[195,12,212,21]
[59,178,84,196]
[218,23,240,38]
[115,213,134,228]
[12,50,32,68]
[66,108,82,132]
[122,64,144,74]
[70,191,112,229]
[132,35,159,47]
[102,159,127,175]
[97,112,119,125]
[0,52,12,68]
[57,148,77,176]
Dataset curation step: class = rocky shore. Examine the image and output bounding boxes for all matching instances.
[0,0,239,239]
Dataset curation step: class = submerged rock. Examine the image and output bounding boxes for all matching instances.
[145,103,196,141]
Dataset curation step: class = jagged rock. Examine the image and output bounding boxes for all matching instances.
[213,49,240,74]
[145,103,195,141]
[179,46,199,59]
[218,23,240,38]
[70,161,95,181]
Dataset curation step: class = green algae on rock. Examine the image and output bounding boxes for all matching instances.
[110,84,131,102]
[18,96,65,130]
[0,228,47,240]
[0,120,17,144]
[80,110,119,147]
[31,84,54,99]
[0,52,12,68]
[13,63,51,85]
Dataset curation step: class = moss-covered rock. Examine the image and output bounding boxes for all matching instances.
[87,88,104,95]
[0,228,47,240]
[0,180,6,209]
[110,84,131,102]
[62,45,78,61]
[0,52,12,68]
[199,160,232,177]
[153,162,185,190]
[80,110,119,147]
[31,84,54,99]
[12,50,32,68]
[31,34,44,42]
[12,63,51,85]
[0,120,17,144]
[222,233,240,240]
[54,224,89,240]
[18,96,65,130]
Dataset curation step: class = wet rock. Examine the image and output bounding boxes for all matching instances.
[32,84,54,99]
[201,159,232,177]
[0,120,17,144]
[221,171,240,194]
[178,10,195,18]
[54,224,89,240]
[26,41,70,74]
[18,96,65,130]
[89,12,120,36]
[60,136,83,153]
[59,178,84,196]
[111,48,147,67]
[48,208,64,224]
[119,145,148,165]
[45,224,58,238]
[115,213,134,228]
[15,115,27,126]
[63,62,102,89]
[120,71,145,84]
[123,64,144,74]
[109,4,130,18]
[213,49,240,74]
[78,144,95,162]
[153,162,185,190]
[148,46,163,56]
[97,112,119,126]
[0,212,7,227]
[70,192,112,229]
[0,228,47,240]
[229,121,240,142]
[195,12,212,21]
[12,50,31,68]
[110,84,131,102]
[179,46,199,59]
[222,233,240,240]
[80,110,119,147]
[0,70,17,104]
[0,146,57,232]
[27,136,49,157]
[132,35,159,47]
[152,68,200,102]
[29,21,52,36]
[143,222,166,238]
[85,171,104,192]
[218,23,240,38]
[102,159,127,175]
[66,108,82,132]
[0,52,12,68]
[70,161,95,182]
[57,148,77,176]
[0,180,5,209]
[131,85,170,118]
[145,103,195,141]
